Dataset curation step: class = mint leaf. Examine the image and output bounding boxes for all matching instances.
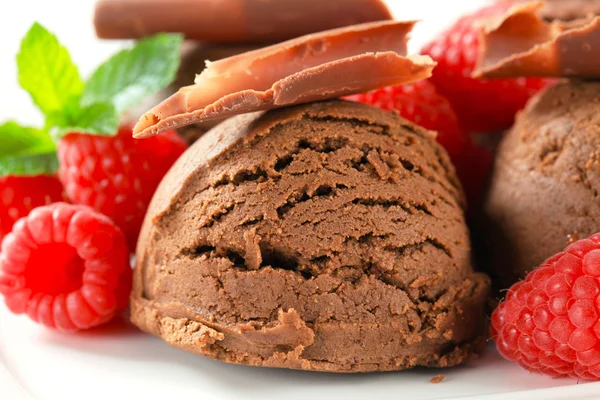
[0,122,53,156]
[81,33,183,113]
[17,23,83,117]
[0,121,58,176]
[50,102,119,140]
[0,153,59,177]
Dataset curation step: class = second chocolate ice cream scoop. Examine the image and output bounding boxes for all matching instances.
[483,80,600,288]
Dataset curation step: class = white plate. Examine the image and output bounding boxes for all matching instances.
[2,306,599,400]
[2,1,599,399]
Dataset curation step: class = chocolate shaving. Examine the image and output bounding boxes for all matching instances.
[474,1,600,79]
[134,21,435,138]
[94,0,392,43]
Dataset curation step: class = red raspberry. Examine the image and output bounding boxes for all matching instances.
[0,175,65,243]
[346,80,492,207]
[58,125,187,249]
[0,203,131,331]
[491,232,600,380]
[421,3,553,133]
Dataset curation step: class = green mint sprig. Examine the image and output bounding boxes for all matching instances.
[0,23,183,177]
[17,23,83,118]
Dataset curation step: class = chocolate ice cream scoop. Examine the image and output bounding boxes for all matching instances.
[132,100,490,372]
[482,80,600,288]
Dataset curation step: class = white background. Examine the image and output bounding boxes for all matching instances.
[3,1,600,399]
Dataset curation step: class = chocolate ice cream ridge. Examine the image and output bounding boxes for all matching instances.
[133,21,436,138]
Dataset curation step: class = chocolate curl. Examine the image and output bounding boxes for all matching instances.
[474,1,600,79]
[94,0,391,43]
[133,21,436,138]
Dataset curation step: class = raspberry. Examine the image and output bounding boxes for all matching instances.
[491,232,600,380]
[421,3,553,133]
[0,175,65,243]
[346,80,492,207]
[0,203,132,331]
[58,125,187,249]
